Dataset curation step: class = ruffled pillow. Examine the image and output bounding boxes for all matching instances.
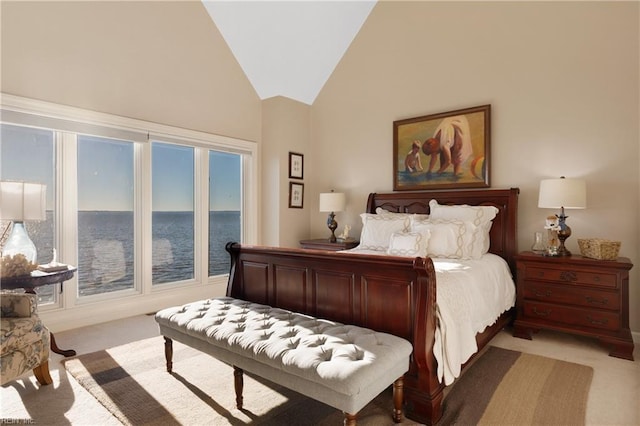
[359,213,410,251]
[428,200,498,255]
[386,230,430,257]
[412,217,488,259]
[376,207,429,221]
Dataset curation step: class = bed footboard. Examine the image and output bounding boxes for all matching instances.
[225,242,444,424]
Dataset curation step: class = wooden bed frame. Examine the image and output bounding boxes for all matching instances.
[225,187,519,424]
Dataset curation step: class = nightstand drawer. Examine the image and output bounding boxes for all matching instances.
[522,301,620,331]
[522,282,620,311]
[523,266,617,288]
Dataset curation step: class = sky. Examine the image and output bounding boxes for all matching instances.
[1,124,241,212]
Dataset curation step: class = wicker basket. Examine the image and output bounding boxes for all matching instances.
[578,238,621,260]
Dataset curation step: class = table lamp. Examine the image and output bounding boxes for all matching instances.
[319,190,346,243]
[538,176,586,256]
[0,181,47,263]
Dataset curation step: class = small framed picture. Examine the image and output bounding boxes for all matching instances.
[289,152,304,180]
[289,182,304,208]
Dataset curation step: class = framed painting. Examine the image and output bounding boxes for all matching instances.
[393,104,491,191]
[288,182,304,208]
[289,152,304,180]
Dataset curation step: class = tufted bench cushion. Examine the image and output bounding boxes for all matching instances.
[155,297,413,420]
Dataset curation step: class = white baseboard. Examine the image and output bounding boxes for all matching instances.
[40,280,228,333]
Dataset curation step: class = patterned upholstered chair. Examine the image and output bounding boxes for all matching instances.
[1,292,53,386]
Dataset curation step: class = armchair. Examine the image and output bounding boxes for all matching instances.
[1,292,53,385]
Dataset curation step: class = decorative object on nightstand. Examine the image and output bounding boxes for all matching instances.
[319,190,346,243]
[337,224,353,243]
[543,215,560,256]
[0,181,47,264]
[513,251,634,360]
[530,231,546,254]
[578,238,621,261]
[538,176,586,256]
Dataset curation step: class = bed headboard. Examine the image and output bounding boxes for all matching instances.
[366,188,520,273]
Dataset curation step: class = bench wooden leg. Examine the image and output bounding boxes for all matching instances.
[392,376,404,423]
[33,360,53,385]
[163,337,173,373]
[233,366,244,409]
[343,412,357,426]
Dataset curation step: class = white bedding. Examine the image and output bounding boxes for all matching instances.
[342,248,515,385]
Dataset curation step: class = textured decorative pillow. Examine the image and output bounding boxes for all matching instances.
[386,230,430,257]
[412,218,480,259]
[376,207,429,221]
[428,200,498,254]
[428,199,498,227]
[359,213,410,251]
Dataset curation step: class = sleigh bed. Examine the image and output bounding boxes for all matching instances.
[224,187,519,424]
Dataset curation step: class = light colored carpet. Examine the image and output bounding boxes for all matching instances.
[62,337,593,426]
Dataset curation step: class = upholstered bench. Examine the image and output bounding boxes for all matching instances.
[155,297,413,425]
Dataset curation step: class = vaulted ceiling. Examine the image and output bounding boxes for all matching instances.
[202,1,377,105]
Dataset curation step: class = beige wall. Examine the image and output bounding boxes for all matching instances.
[261,96,311,247]
[310,1,640,332]
[1,1,261,142]
[2,1,639,335]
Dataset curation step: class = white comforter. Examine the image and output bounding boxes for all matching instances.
[343,249,515,385]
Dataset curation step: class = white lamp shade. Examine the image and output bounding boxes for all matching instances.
[319,192,346,212]
[538,178,586,209]
[0,181,47,221]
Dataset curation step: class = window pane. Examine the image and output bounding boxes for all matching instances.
[152,142,194,284]
[0,124,56,303]
[209,150,241,276]
[77,136,134,296]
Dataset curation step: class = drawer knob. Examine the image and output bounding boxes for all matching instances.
[587,316,608,326]
[585,296,609,306]
[533,307,551,317]
[534,289,551,297]
[559,271,577,282]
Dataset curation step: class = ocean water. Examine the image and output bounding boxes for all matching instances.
[27,211,240,298]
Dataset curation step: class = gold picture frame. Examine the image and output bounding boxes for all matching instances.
[393,104,490,191]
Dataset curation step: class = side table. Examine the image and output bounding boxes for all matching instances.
[2,267,78,357]
[299,239,359,251]
[513,251,634,360]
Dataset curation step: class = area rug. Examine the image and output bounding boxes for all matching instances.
[62,338,593,426]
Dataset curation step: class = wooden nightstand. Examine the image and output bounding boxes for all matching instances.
[513,251,634,360]
[299,239,359,251]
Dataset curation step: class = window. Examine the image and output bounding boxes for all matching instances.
[77,135,135,296]
[0,124,57,303]
[1,94,257,322]
[152,142,195,284]
[209,150,241,276]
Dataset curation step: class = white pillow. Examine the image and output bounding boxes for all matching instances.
[412,218,482,259]
[386,230,430,257]
[359,213,410,251]
[376,207,429,221]
[428,199,498,226]
[428,200,498,254]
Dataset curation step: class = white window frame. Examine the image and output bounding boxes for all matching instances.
[1,94,258,329]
